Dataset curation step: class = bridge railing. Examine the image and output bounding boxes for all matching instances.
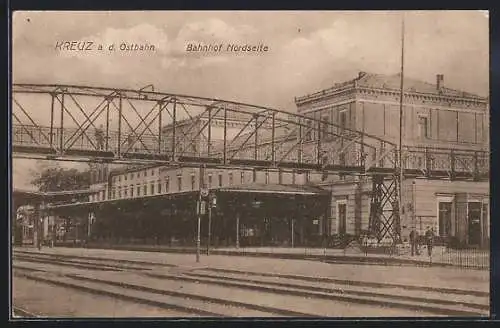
[401,146,488,175]
[12,124,489,177]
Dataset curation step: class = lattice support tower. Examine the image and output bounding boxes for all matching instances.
[368,174,401,244]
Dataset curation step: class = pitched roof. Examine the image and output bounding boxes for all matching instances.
[296,71,487,103]
[356,72,485,99]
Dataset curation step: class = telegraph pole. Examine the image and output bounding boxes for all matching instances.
[398,13,406,243]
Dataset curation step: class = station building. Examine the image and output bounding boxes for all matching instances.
[294,72,489,247]
[48,72,490,248]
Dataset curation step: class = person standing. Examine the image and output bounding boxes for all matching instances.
[425,226,435,257]
[409,228,418,256]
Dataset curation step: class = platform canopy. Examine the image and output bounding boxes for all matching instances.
[45,190,198,212]
[217,183,329,196]
[13,188,98,207]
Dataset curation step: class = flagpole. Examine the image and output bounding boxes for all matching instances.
[398,13,406,243]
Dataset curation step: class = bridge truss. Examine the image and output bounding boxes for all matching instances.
[11,84,489,242]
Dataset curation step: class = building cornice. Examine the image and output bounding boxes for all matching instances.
[295,84,356,106]
[356,86,487,107]
[296,83,487,110]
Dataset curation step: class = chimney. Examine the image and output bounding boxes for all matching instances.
[436,74,444,91]
[358,71,367,79]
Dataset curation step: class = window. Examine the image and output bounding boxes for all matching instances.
[468,202,482,245]
[339,152,346,166]
[229,173,233,185]
[321,115,329,140]
[124,189,128,197]
[118,188,122,199]
[305,120,312,141]
[130,186,134,197]
[131,173,134,179]
[438,202,452,237]
[165,178,170,193]
[124,175,127,181]
[96,193,100,201]
[218,174,223,187]
[339,110,347,130]
[137,185,141,196]
[144,170,147,177]
[150,183,155,195]
[112,189,116,199]
[118,176,121,182]
[177,176,182,191]
[151,169,155,176]
[208,175,213,188]
[337,200,347,235]
[240,172,245,184]
[265,171,269,184]
[418,115,429,139]
[278,170,283,184]
[143,185,147,196]
[157,181,162,194]
[191,175,196,190]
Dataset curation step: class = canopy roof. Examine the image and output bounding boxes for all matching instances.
[13,188,97,206]
[216,183,328,195]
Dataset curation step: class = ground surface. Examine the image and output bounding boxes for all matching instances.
[11,246,490,318]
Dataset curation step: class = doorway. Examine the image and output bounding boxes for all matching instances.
[468,202,481,246]
[337,201,347,235]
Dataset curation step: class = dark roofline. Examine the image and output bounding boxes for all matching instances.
[13,188,96,197]
[47,184,328,210]
[218,183,329,195]
[295,71,487,105]
[109,164,166,177]
[47,190,198,210]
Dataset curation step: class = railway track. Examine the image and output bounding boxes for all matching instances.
[12,306,40,318]
[12,251,489,317]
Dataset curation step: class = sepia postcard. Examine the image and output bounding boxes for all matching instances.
[11,10,490,319]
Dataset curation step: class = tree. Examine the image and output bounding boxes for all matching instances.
[30,165,91,192]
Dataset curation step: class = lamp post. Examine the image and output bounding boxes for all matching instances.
[206,193,216,255]
[196,164,207,263]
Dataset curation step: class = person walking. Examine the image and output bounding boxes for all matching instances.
[425,226,435,257]
[95,124,104,150]
[127,133,135,152]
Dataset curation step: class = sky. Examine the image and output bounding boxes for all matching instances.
[11,10,489,189]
